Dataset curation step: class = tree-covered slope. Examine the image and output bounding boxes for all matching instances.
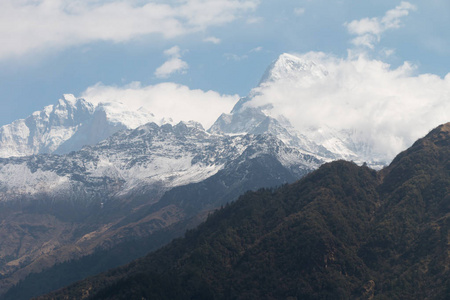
[38,123,450,300]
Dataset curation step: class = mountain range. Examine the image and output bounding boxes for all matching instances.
[37,122,450,300]
[0,53,447,298]
[0,118,322,296]
[0,55,352,293]
[0,53,394,168]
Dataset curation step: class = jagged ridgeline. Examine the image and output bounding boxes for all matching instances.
[38,123,450,299]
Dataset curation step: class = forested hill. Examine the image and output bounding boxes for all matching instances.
[39,123,450,300]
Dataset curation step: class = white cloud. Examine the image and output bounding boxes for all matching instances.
[224,53,248,61]
[381,1,417,30]
[381,48,395,57]
[247,16,263,24]
[163,46,183,57]
[154,58,189,78]
[345,1,416,48]
[204,36,221,44]
[81,82,239,128]
[245,51,450,161]
[154,46,189,78]
[250,46,263,52]
[0,0,259,59]
[294,7,305,16]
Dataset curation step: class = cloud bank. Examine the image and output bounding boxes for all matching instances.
[0,0,259,59]
[81,82,239,128]
[247,51,450,161]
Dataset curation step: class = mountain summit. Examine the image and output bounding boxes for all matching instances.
[0,95,160,158]
[210,53,373,166]
[258,52,328,85]
[0,95,94,157]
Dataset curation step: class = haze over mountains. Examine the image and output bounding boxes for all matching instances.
[0,53,449,299]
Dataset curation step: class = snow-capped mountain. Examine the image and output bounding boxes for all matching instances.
[258,52,329,85]
[0,121,320,204]
[211,53,388,168]
[0,53,407,295]
[0,94,162,158]
[0,52,391,219]
[0,53,390,167]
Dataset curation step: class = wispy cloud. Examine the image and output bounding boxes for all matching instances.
[82,82,239,128]
[0,0,259,59]
[294,7,305,16]
[250,46,263,53]
[345,2,416,48]
[225,46,262,61]
[224,53,248,61]
[203,36,222,44]
[247,16,263,24]
[381,48,396,57]
[154,46,189,79]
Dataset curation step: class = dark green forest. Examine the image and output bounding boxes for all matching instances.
[38,123,450,299]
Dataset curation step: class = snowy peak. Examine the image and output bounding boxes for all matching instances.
[228,53,329,115]
[209,53,332,158]
[0,95,164,158]
[96,101,158,129]
[50,96,94,127]
[258,53,328,86]
[32,95,94,127]
[0,96,95,158]
[209,53,389,167]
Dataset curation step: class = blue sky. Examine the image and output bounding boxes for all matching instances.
[0,0,449,127]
